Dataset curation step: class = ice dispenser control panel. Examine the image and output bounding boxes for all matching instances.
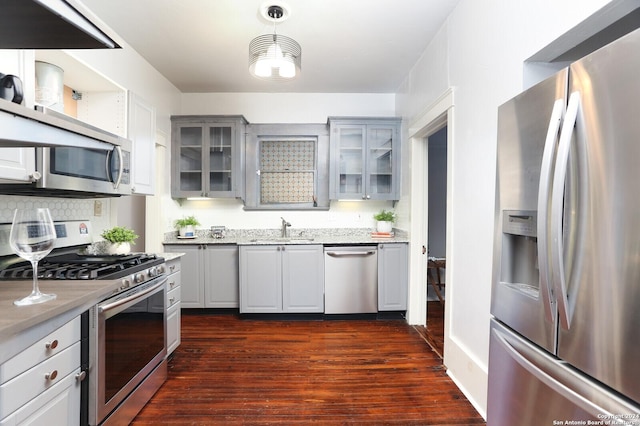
[503,210,536,237]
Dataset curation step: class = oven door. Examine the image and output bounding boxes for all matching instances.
[38,145,131,196]
[90,276,167,425]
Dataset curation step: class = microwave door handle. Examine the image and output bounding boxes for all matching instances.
[111,146,124,189]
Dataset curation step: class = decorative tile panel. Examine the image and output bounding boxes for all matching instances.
[260,140,316,204]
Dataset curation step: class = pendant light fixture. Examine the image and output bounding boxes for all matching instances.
[249,4,301,80]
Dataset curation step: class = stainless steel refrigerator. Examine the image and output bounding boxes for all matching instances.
[488,27,640,424]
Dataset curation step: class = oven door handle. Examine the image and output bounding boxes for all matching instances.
[98,277,167,314]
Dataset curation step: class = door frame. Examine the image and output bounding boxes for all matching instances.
[407,89,454,333]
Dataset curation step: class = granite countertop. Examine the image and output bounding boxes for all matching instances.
[163,228,409,246]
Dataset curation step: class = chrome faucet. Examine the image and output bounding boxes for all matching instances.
[280,217,291,238]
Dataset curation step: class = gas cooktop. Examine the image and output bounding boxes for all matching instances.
[0,253,164,280]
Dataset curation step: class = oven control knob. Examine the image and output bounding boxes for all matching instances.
[120,279,131,291]
[148,267,157,277]
[134,273,144,283]
[156,265,165,274]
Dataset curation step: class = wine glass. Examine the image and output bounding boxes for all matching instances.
[9,208,57,306]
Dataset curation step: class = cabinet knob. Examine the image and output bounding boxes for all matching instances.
[170,281,176,288]
[169,297,176,305]
[169,265,176,272]
[45,340,59,350]
[75,371,87,382]
[45,370,58,381]
[366,195,371,199]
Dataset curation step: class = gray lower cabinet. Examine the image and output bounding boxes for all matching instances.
[239,244,324,313]
[377,243,408,311]
[164,244,239,308]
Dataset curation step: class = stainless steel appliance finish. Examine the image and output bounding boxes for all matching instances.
[0,98,129,150]
[324,246,377,314]
[0,106,132,197]
[89,274,167,426]
[489,28,640,424]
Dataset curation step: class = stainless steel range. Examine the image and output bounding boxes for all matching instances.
[0,220,168,426]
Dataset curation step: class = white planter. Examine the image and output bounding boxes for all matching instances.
[179,225,196,237]
[106,242,131,255]
[376,221,393,233]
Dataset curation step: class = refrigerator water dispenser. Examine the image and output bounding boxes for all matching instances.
[500,210,539,298]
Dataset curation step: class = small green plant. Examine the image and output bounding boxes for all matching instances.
[101,226,138,243]
[174,215,200,229]
[373,209,397,223]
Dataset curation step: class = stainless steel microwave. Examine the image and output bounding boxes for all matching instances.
[37,142,131,196]
[0,106,132,197]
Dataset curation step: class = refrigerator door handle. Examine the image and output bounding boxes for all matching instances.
[492,324,636,419]
[537,98,565,324]
[550,91,581,330]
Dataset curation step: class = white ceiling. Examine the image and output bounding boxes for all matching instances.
[79,0,460,94]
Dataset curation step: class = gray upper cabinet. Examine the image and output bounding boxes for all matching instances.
[171,115,247,199]
[328,117,401,201]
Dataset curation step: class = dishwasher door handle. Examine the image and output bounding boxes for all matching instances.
[326,250,376,257]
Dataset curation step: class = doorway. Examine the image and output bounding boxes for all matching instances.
[425,126,447,357]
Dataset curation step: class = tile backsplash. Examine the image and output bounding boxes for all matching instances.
[0,195,110,237]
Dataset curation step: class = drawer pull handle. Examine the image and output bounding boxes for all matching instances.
[45,340,59,350]
[76,371,87,382]
[170,281,176,287]
[169,297,176,305]
[45,370,58,381]
[170,265,176,271]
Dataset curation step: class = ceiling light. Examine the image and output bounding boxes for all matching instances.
[249,5,301,80]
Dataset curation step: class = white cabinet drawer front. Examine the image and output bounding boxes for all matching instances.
[167,285,181,308]
[0,317,80,384]
[166,271,181,293]
[0,367,81,426]
[166,259,181,275]
[0,342,80,418]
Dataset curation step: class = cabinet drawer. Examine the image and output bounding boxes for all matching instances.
[0,367,81,426]
[167,285,181,308]
[0,317,80,384]
[167,271,181,292]
[166,259,181,275]
[0,342,80,418]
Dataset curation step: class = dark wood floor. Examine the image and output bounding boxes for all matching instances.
[415,301,445,358]
[132,312,484,425]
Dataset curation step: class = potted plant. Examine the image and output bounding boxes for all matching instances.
[101,226,138,255]
[174,215,200,238]
[373,209,397,233]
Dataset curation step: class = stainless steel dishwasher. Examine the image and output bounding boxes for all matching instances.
[324,246,378,314]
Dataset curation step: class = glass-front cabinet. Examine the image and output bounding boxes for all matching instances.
[171,115,247,198]
[329,117,401,200]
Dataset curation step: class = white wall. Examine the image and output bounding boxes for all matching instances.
[396,0,615,416]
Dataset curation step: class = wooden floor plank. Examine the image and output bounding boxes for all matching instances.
[132,312,484,425]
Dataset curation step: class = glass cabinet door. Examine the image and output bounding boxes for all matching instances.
[329,118,400,201]
[178,126,204,194]
[366,125,394,198]
[172,116,246,199]
[337,125,366,198]
[208,126,233,193]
